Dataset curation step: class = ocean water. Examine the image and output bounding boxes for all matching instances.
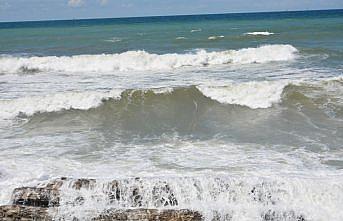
[0,9,343,220]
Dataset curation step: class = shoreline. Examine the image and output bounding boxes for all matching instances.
[0,177,306,220]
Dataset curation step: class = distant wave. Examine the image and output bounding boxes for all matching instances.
[244,32,274,36]
[176,37,187,40]
[190,28,202,32]
[208,35,225,40]
[1,77,341,120]
[0,45,298,74]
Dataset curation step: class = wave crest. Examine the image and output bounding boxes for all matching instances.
[197,81,288,109]
[0,90,122,120]
[0,78,342,120]
[0,80,291,120]
[0,45,298,74]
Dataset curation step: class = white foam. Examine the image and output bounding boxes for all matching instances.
[0,45,298,74]
[208,35,225,40]
[244,31,275,36]
[197,81,289,109]
[0,89,123,119]
[175,36,186,40]
[150,87,174,94]
[190,28,202,32]
[52,176,343,221]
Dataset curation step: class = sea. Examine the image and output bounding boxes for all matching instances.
[0,9,342,220]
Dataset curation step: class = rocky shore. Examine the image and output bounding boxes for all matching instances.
[0,177,306,220]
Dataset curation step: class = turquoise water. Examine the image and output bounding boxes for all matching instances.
[0,10,342,56]
[0,10,343,220]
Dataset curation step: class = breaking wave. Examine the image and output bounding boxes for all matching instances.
[0,44,298,74]
[0,89,123,120]
[197,81,288,109]
[1,78,342,120]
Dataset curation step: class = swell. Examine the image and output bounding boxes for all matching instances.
[1,78,342,121]
[0,44,298,74]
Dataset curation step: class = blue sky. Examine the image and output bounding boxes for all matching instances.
[0,0,343,22]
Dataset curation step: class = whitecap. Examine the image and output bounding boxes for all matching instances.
[190,28,202,32]
[208,35,225,40]
[244,32,275,36]
[197,80,289,109]
[0,45,298,74]
[0,89,123,119]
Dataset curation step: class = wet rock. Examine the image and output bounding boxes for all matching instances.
[0,206,201,221]
[12,178,178,208]
[70,178,96,190]
[112,178,178,207]
[11,178,98,208]
[12,187,60,207]
[152,182,178,207]
[0,205,51,220]
[105,180,121,202]
[93,209,202,221]
[7,178,307,221]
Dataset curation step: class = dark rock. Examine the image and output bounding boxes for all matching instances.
[11,178,178,208]
[93,209,202,221]
[0,205,51,220]
[70,178,96,190]
[12,187,60,208]
[152,182,178,207]
[105,180,121,202]
[0,206,201,221]
[11,178,97,208]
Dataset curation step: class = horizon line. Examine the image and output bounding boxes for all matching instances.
[0,8,342,24]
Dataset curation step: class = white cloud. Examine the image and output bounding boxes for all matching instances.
[68,0,84,7]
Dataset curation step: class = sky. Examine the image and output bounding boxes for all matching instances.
[0,0,343,22]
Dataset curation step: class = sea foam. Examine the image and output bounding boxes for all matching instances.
[197,81,289,109]
[0,45,298,74]
[208,35,225,40]
[244,32,275,36]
